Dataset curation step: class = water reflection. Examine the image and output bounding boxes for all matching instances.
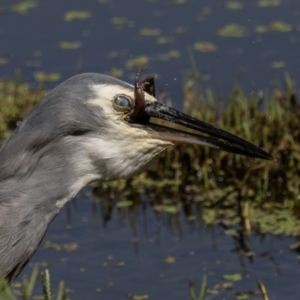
[19,185,300,299]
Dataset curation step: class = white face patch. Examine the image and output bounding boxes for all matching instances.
[78,136,172,182]
[76,81,173,182]
[89,83,157,120]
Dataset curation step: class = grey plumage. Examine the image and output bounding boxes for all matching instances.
[0,73,128,282]
[0,72,271,284]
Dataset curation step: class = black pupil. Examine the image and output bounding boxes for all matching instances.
[116,96,129,107]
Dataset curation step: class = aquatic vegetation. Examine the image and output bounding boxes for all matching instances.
[10,1,38,14]
[271,61,286,69]
[59,41,82,50]
[225,1,244,10]
[63,11,92,22]
[158,50,181,61]
[0,72,45,139]
[255,21,293,33]
[257,0,281,8]
[156,36,174,44]
[193,42,217,52]
[0,56,10,65]
[218,24,246,38]
[139,28,161,36]
[125,56,149,69]
[111,17,135,29]
[34,72,61,82]
[0,267,67,300]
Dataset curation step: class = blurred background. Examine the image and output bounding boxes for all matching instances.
[0,0,300,299]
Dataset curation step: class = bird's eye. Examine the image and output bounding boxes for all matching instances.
[113,95,132,112]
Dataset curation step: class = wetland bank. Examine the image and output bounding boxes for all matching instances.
[1,0,300,299]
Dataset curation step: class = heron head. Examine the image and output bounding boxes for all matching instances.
[85,70,272,182]
[3,71,271,185]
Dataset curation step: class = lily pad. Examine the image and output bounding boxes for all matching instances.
[257,0,281,7]
[194,42,217,52]
[33,50,42,57]
[108,51,119,58]
[117,200,133,208]
[59,41,82,50]
[163,256,177,264]
[107,68,124,78]
[156,36,174,44]
[163,205,180,214]
[218,24,246,38]
[63,11,92,22]
[44,241,79,252]
[173,0,187,4]
[115,261,125,268]
[174,26,186,33]
[111,17,135,29]
[0,56,9,65]
[11,1,37,14]
[167,50,181,58]
[125,56,149,69]
[34,72,61,82]
[225,1,244,9]
[256,21,292,33]
[223,273,242,281]
[128,295,149,300]
[271,61,286,69]
[140,28,161,36]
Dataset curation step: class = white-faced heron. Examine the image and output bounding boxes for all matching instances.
[0,72,272,283]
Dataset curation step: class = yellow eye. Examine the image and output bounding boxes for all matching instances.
[113,95,132,112]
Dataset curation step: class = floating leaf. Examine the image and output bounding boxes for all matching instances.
[34,72,61,82]
[59,41,82,50]
[214,282,233,290]
[115,261,125,268]
[255,21,292,33]
[187,215,196,221]
[163,256,177,264]
[173,0,187,4]
[271,61,286,69]
[218,24,246,38]
[33,50,42,57]
[194,42,217,52]
[157,36,174,44]
[223,273,242,281]
[111,17,135,29]
[163,205,180,214]
[63,11,92,22]
[125,56,149,69]
[117,200,133,208]
[129,295,149,300]
[257,0,281,7]
[44,241,79,252]
[11,1,37,14]
[174,26,186,33]
[225,1,244,9]
[224,229,238,236]
[108,51,119,58]
[107,68,124,78]
[0,56,9,65]
[139,28,161,36]
[168,50,181,58]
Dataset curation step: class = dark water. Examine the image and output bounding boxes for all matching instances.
[1,0,300,299]
[25,187,300,299]
[1,0,300,107]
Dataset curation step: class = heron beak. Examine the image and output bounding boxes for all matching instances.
[130,101,273,160]
[127,71,272,160]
